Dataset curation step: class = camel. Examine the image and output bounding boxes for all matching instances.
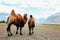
[28,15,35,35]
[6,10,28,36]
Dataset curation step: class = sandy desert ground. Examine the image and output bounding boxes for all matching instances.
[0,23,60,40]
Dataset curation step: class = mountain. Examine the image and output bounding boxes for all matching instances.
[35,18,46,23]
[0,13,10,21]
[1,12,60,23]
[46,12,60,23]
[0,13,46,23]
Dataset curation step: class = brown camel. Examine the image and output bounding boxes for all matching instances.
[6,10,28,36]
[28,15,35,35]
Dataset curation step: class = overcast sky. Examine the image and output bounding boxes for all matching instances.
[0,0,60,18]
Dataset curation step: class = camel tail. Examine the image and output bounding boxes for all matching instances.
[6,17,9,24]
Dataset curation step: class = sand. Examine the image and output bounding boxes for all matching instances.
[0,23,60,40]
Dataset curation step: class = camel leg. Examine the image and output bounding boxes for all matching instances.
[6,23,13,36]
[20,27,23,35]
[29,27,32,35]
[16,26,19,34]
[32,27,34,34]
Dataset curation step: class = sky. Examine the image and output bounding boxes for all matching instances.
[0,0,60,19]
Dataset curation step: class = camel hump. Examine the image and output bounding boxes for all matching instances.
[17,14,21,16]
[11,10,17,16]
[28,15,35,25]
[30,18,35,24]
[16,14,24,21]
[17,14,22,18]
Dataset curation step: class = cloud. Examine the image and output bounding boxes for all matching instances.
[2,0,19,4]
[1,2,20,6]
[0,0,60,18]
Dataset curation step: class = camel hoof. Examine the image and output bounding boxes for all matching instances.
[32,32,34,34]
[29,33,32,35]
[8,34,13,36]
[20,33,23,35]
[16,32,18,34]
[11,33,13,36]
[8,34,11,36]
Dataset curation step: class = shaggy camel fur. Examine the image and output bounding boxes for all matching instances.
[6,10,27,36]
[28,15,35,35]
